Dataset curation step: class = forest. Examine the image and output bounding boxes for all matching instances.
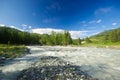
[90,28,120,44]
[1,26,120,46]
[0,26,82,45]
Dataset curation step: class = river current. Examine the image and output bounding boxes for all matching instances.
[0,46,120,80]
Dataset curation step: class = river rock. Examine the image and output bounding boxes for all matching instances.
[17,56,98,80]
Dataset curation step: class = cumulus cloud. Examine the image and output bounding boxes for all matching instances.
[21,24,32,30]
[96,19,102,23]
[31,28,89,39]
[112,22,117,26]
[0,24,5,26]
[32,28,63,34]
[69,31,88,39]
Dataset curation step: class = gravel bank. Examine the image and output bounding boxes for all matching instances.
[17,56,97,80]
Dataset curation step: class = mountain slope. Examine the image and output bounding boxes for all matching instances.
[0,26,40,44]
[90,27,120,44]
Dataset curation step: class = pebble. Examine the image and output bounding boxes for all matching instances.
[17,56,98,80]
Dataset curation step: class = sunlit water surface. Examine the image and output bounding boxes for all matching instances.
[0,46,120,80]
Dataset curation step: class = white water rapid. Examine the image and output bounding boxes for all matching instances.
[0,46,120,80]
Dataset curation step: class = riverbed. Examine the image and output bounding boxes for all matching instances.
[0,46,120,80]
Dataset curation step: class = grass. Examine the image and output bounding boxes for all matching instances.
[0,44,29,59]
[79,41,120,49]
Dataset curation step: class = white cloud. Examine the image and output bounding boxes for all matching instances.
[0,24,5,26]
[88,19,102,24]
[112,22,117,26]
[96,19,102,23]
[32,28,63,34]
[69,31,88,39]
[95,7,112,15]
[0,24,24,31]
[21,24,32,30]
[31,28,89,39]
[9,26,24,31]
[21,24,27,27]
[28,26,32,29]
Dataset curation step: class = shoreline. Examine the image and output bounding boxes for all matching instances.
[33,45,120,50]
[0,46,30,66]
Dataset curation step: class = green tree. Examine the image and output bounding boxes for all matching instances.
[109,31,118,42]
[102,35,108,44]
[62,31,72,45]
[85,37,91,43]
[50,31,56,45]
[78,38,81,45]
[56,33,63,45]
[73,38,81,45]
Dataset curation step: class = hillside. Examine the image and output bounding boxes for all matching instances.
[90,27,120,45]
[0,26,40,44]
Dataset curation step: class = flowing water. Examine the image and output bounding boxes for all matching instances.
[0,46,120,80]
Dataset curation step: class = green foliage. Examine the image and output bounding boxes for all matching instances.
[50,31,56,45]
[40,34,52,45]
[56,33,63,45]
[85,37,92,43]
[0,26,80,46]
[90,27,120,44]
[73,38,81,45]
[39,31,73,46]
[62,31,72,45]
[0,27,40,45]
[0,45,28,59]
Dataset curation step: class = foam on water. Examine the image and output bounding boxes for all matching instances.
[0,46,120,80]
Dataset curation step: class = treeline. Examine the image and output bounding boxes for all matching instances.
[103,28,120,42]
[0,27,82,45]
[90,28,120,43]
[40,31,73,45]
[0,27,40,44]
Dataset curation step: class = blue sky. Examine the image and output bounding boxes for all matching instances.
[0,0,120,38]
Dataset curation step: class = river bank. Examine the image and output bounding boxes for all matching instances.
[0,45,30,66]
[70,43,120,50]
